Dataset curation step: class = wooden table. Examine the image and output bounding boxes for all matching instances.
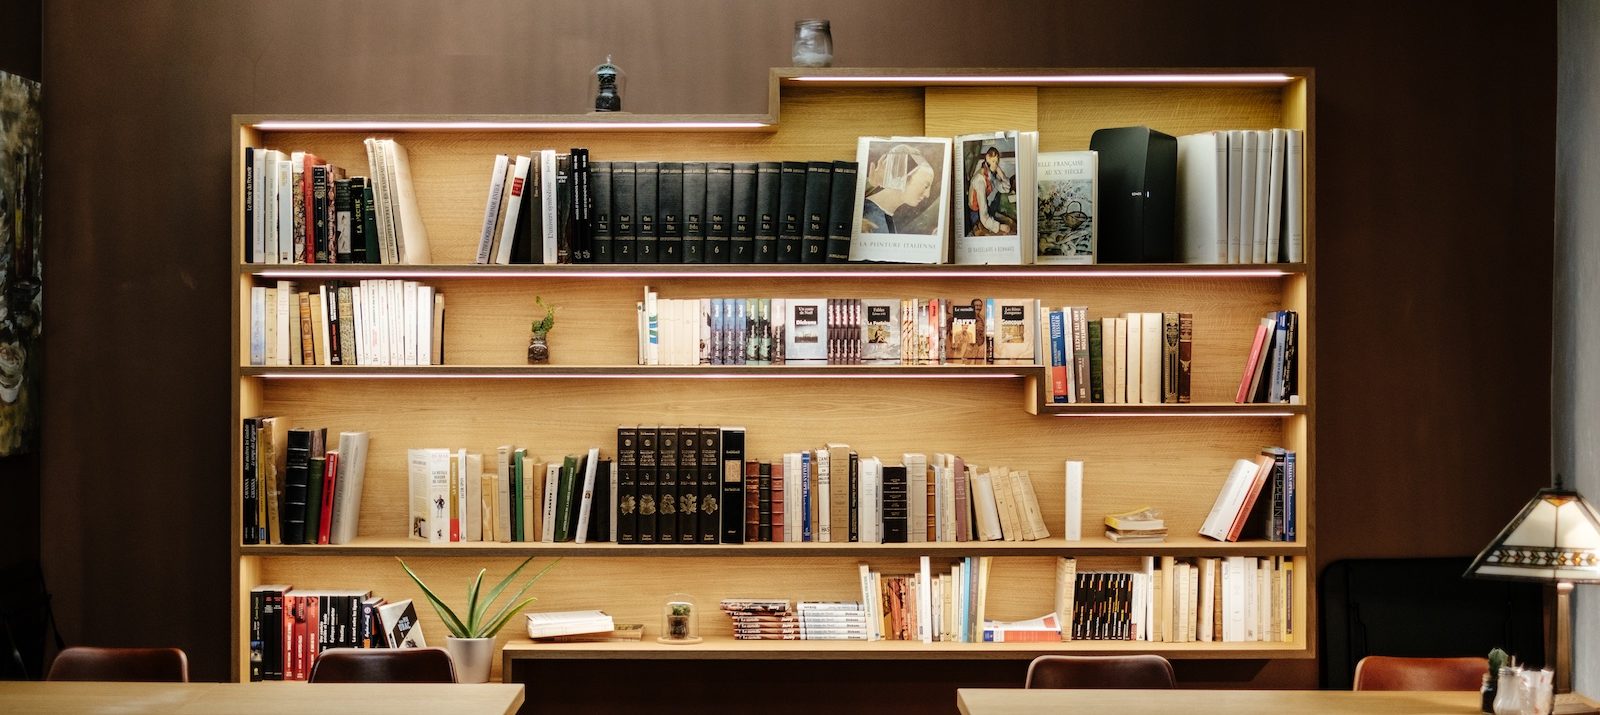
[957,688,1600,714]
[0,682,525,715]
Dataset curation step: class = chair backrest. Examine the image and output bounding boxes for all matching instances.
[45,646,189,682]
[1024,654,1176,689]
[308,647,457,683]
[1352,655,1487,691]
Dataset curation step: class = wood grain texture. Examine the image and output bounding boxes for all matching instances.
[958,689,1487,715]
[924,87,1039,136]
[0,682,524,715]
[1036,87,1286,151]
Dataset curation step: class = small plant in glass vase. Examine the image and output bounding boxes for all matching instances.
[528,296,558,364]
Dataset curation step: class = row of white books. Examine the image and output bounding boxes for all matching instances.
[1055,555,1294,643]
[638,290,1041,366]
[1178,128,1305,264]
[248,279,444,366]
[1046,309,1193,405]
[860,556,995,642]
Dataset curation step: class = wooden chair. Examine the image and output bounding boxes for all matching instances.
[1024,654,1176,689]
[45,646,189,682]
[307,647,457,683]
[1352,655,1488,691]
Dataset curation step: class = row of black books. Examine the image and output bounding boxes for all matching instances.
[248,280,445,367]
[640,292,1041,366]
[242,140,432,265]
[248,586,424,681]
[1054,555,1294,643]
[241,420,370,546]
[477,155,862,265]
[1048,310,1194,404]
[1235,310,1300,403]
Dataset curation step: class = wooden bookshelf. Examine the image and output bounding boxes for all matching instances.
[231,67,1315,681]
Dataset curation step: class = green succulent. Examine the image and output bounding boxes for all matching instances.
[531,296,559,336]
[1488,648,1509,678]
[398,556,560,639]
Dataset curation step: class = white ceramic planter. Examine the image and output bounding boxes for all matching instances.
[445,636,495,683]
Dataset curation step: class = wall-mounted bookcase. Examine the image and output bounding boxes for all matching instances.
[230,67,1314,681]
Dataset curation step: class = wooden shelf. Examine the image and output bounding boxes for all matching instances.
[241,535,1305,558]
[1038,402,1307,416]
[241,263,1307,279]
[500,636,1309,661]
[241,364,1040,379]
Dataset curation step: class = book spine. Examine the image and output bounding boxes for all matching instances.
[1072,307,1090,403]
[635,161,659,263]
[617,426,638,544]
[676,427,700,543]
[1088,319,1104,403]
[475,155,509,264]
[611,161,636,263]
[705,162,733,263]
[1284,450,1297,541]
[242,419,259,544]
[801,161,833,264]
[881,465,908,543]
[318,451,338,544]
[333,178,353,262]
[759,461,774,542]
[1163,312,1181,404]
[283,429,311,545]
[590,161,613,264]
[555,153,573,263]
[656,427,679,543]
[848,452,860,542]
[681,162,707,264]
[778,161,807,263]
[1178,312,1193,403]
[359,183,380,264]
[754,162,781,263]
[636,427,658,543]
[658,162,684,264]
[1049,310,1068,403]
[312,164,330,263]
[575,148,592,263]
[826,160,858,263]
[699,426,721,543]
[244,147,257,263]
[744,459,760,543]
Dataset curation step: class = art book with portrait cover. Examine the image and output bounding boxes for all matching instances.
[848,136,951,264]
[952,131,1038,265]
[1036,150,1098,264]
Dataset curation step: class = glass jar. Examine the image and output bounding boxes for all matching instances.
[658,593,702,644]
[793,20,833,68]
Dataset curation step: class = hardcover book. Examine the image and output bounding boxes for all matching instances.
[755,162,781,263]
[1035,150,1098,264]
[636,427,658,543]
[656,426,678,543]
[705,162,734,263]
[657,161,684,263]
[731,162,758,263]
[699,426,721,543]
[635,161,659,263]
[826,160,859,262]
[992,299,1036,364]
[944,299,987,365]
[616,426,638,543]
[784,299,828,364]
[590,161,614,263]
[849,136,952,263]
[861,299,901,364]
[676,427,700,543]
[612,161,637,263]
[952,130,1037,265]
[777,161,807,263]
[681,162,707,263]
[801,161,832,263]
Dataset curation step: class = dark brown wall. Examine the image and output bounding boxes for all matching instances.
[40,0,1553,700]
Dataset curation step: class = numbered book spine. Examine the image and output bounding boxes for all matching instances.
[677,427,700,543]
[590,161,613,264]
[636,427,658,543]
[699,426,721,543]
[658,162,684,264]
[731,162,758,264]
[777,161,807,263]
[826,160,858,263]
[706,162,734,263]
[801,161,833,264]
[656,425,679,543]
[611,162,636,263]
[635,161,659,264]
[755,162,781,263]
[682,162,708,264]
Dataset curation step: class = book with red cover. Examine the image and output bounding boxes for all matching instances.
[1235,322,1271,403]
[300,153,321,263]
[1225,454,1277,541]
[318,451,339,544]
[743,459,760,543]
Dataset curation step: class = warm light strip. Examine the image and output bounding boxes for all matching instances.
[253,372,1024,380]
[250,268,1293,279]
[251,120,772,131]
[789,73,1296,85]
[1052,411,1297,418]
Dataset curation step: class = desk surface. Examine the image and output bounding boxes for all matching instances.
[959,689,1484,715]
[0,682,525,715]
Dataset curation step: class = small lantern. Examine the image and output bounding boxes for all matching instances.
[657,593,702,644]
[592,56,624,113]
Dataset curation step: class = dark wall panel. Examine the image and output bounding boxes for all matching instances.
[40,0,1552,693]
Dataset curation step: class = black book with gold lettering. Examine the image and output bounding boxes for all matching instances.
[758,461,774,542]
[636,426,659,544]
[682,162,708,263]
[731,162,758,264]
[658,162,684,264]
[590,161,613,264]
[802,161,833,264]
[616,426,638,544]
[698,426,721,543]
[706,162,734,263]
[826,160,858,263]
[677,427,700,543]
[754,162,781,264]
[880,463,908,543]
[611,161,636,263]
[656,425,679,543]
[720,427,746,544]
[777,161,807,264]
[635,161,659,264]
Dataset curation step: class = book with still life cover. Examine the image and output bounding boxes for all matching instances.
[1036,150,1098,264]
[848,136,952,264]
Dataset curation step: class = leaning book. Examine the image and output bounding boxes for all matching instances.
[848,136,952,264]
[952,130,1038,265]
[1035,150,1098,264]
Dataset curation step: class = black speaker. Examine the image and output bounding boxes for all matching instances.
[1090,126,1177,262]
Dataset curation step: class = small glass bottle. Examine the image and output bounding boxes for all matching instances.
[657,593,702,644]
[792,20,833,68]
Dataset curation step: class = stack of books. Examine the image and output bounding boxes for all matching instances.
[1104,507,1168,543]
[797,601,869,641]
[525,610,620,642]
[720,599,799,640]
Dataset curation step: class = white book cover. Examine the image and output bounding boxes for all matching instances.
[918,556,933,643]
[905,453,927,543]
[486,161,516,264]
[953,131,1028,265]
[426,449,451,544]
[1250,130,1271,263]
[1140,312,1161,404]
[416,285,433,366]
[495,446,513,543]
[574,447,601,543]
[316,285,332,365]
[401,282,418,366]
[466,452,484,541]
[540,149,559,264]
[475,154,510,264]
[385,139,433,264]
[274,281,292,366]
[387,280,403,366]
[1177,132,1226,263]
[609,460,619,543]
[378,599,427,648]
[249,287,265,365]
[276,157,294,264]
[1243,558,1258,641]
[1198,558,1216,642]
[1112,318,1127,403]
[1257,558,1271,641]
[784,298,827,363]
[494,155,533,265]
[858,563,880,641]
[328,432,370,544]
[1238,130,1259,264]
[250,148,266,263]
[861,299,901,364]
[1264,129,1286,264]
[1035,149,1097,264]
[1200,459,1261,540]
[970,468,1003,541]
[1064,460,1083,540]
[1284,129,1304,262]
[542,463,560,542]
[1124,312,1143,404]
[993,298,1037,364]
[406,449,434,542]
[644,288,658,365]
[859,457,880,543]
[1225,130,1244,263]
[848,136,952,263]
[260,150,279,265]
[815,448,831,542]
[940,464,957,543]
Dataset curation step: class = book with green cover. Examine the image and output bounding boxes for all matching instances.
[1088,319,1104,403]
[554,454,580,541]
[511,448,526,541]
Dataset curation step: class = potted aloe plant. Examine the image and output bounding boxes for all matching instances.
[398,556,558,683]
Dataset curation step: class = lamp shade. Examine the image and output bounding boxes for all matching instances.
[1465,488,1600,583]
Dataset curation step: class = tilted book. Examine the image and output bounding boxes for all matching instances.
[848,136,952,264]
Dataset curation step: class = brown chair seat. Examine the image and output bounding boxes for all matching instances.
[308,647,457,683]
[1352,655,1487,691]
[46,646,189,682]
[1025,654,1176,689]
